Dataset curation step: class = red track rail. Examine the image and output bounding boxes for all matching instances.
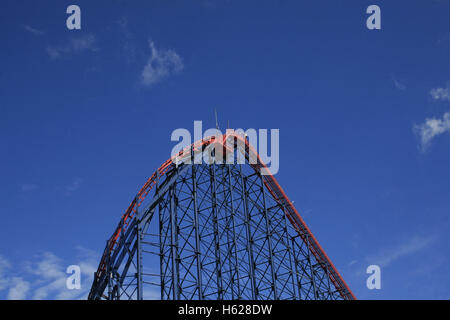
[93,132,355,300]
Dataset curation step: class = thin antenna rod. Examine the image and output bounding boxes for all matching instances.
[215,109,219,130]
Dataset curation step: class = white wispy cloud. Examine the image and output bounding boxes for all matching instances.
[348,260,358,267]
[393,78,406,91]
[0,255,12,291]
[0,248,98,300]
[65,177,83,195]
[20,183,38,192]
[21,251,73,300]
[0,256,31,299]
[7,277,30,300]
[46,34,97,59]
[391,74,406,91]
[141,40,184,86]
[117,17,138,63]
[23,25,44,36]
[366,234,437,268]
[414,112,450,152]
[430,85,450,101]
[0,248,162,300]
[27,252,65,281]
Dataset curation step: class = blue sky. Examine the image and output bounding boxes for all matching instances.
[1,0,450,299]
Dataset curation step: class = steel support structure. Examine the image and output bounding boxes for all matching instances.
[88,133,355,300]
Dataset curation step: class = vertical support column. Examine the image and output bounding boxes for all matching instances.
[239,165,257,299]
[191,157,203,299]
[209,163,224,299]
[306,234,318,299]
[226,165,241,299]
[106,240,113,300]
[136,207,143,300]
[169,183,180,299]
[291,236,302,300]
[222,166,235,300]
[283,211,298,300]
[258,174,278,299]
[156,171,166,300]
[322,264,332,299]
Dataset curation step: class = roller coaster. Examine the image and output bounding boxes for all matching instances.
[88,132,355,300]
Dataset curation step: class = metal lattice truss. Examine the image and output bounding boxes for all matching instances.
[88,133,355,300]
